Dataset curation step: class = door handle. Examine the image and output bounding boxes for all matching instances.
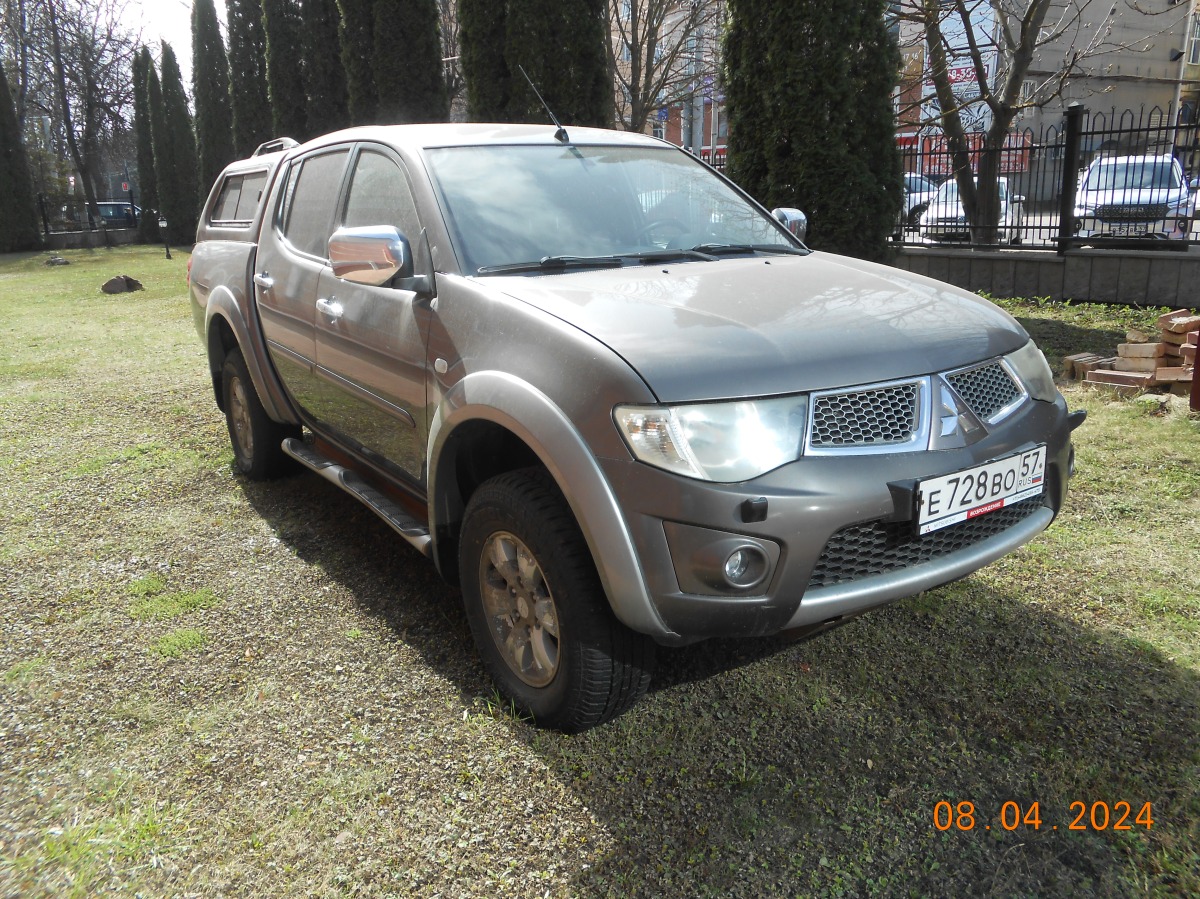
[315,297,343,319]
[253,272,274,290]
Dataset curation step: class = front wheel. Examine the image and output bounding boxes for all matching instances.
[459,468,654,731]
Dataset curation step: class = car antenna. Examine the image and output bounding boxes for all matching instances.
[518,65,569,144]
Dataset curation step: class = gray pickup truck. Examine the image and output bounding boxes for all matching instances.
[189,124,1084,731]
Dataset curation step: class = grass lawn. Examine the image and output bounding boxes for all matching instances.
[0,246,1197,897]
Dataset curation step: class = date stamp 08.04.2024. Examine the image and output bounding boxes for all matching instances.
[934,801,1153,832]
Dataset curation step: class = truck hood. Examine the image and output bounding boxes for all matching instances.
[480,252,1028,403]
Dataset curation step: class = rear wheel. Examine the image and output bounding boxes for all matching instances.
[459,468,654,731]
[221,349,298,479]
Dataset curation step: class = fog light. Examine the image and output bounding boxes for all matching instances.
[723,546,767,589]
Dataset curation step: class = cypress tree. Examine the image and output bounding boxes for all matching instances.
[336,0,377,124]
[261,0,309,138]
[226,0,273,156]
[459,0,509,122]
[725,0,901,261]
[302,0,350,135]
[503,0,609,127]
[372,0,448,123]
[156,44,201,244]
[132,47,161,243]
[0,57,41,252]
[193,0,237,190]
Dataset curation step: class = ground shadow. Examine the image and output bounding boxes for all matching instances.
[237,471,1200,897]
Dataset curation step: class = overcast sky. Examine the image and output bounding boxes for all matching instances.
[125,0,226,84]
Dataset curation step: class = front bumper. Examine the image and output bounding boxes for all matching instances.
[599,395,1075,645]
[1073,214,1191,240]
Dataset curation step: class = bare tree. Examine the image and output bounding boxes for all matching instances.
[1,0,49,131]
[438,0,464,118]
[899,0,1188,243]
[2,0,137,232]
[608,0,724,133]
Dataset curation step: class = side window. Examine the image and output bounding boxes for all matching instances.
[342,150,422,240]
[235,171,268,220]
[211,170,270,224]
[279,149,350,257]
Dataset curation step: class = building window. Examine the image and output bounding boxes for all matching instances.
[1189,12,1200,66]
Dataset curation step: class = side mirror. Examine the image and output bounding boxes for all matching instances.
[771,207,808,242]
[329,225,428,292]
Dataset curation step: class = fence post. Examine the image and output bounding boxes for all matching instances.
[1057,103,1086,255]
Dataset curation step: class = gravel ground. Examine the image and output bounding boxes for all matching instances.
[2,250,1197,897]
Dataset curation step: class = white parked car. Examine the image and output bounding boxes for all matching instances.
[903,173,940,226]
[920,176,1024,245]
[1072,154,1194,241]
[893,173,941,239]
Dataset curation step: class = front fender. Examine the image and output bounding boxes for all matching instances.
[427,370,676,641]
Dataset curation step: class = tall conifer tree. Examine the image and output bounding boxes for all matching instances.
[132,47,160,243]
[302,0,350,135]
[724,0,901,261]
[371,0,447,123]
[193,0,236,189]
[261,0,309,138]
[459,0,509,122]
[0,57,41,252]
[503,0,609,127]
[336,0,377,124]
[156,44,200,244]
[226,0,273,155]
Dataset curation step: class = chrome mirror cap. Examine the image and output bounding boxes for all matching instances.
[329,225,413,286]
[771,207,808,242]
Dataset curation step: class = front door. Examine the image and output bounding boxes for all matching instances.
[311,146,432,483]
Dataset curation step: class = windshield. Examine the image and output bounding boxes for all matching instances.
[935,178,1008,204]
[424,143,798,273]
[1083,159,1182,192]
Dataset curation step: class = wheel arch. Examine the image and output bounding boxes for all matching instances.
[427,371,675,641]
[203,285,300,426]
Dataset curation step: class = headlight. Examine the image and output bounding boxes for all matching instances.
[614,395,808,482]
[1005,341,1058,403]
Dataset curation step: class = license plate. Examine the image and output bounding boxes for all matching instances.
[1111,222,1147,237]
[916,446,1046,535]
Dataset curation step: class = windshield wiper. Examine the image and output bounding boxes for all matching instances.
[622,248,715,263]
[687,243,809,257]
[477,255,626,274]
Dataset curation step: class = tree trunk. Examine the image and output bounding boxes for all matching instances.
[45,0,109,245]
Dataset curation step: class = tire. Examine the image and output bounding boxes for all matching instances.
[221,348,298,479]
[458,468,654,731]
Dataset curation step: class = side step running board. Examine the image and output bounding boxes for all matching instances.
[282,438,432,557]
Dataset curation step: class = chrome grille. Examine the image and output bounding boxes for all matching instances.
[1097,203,1167,222]
[810,383,919,448]
[947,363,1022,421]
[807,497,1044,590]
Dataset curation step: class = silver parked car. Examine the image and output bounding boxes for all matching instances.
[191,124,1083,729]
[920,176,1024,244]
[1072,154,1194,241]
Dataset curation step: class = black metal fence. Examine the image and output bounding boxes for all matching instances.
[896,104,1200,251]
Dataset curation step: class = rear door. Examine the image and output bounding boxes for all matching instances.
[311,144,433,483]
[254,146,351,416]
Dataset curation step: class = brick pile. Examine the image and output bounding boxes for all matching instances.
[1063,308,1198,397]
